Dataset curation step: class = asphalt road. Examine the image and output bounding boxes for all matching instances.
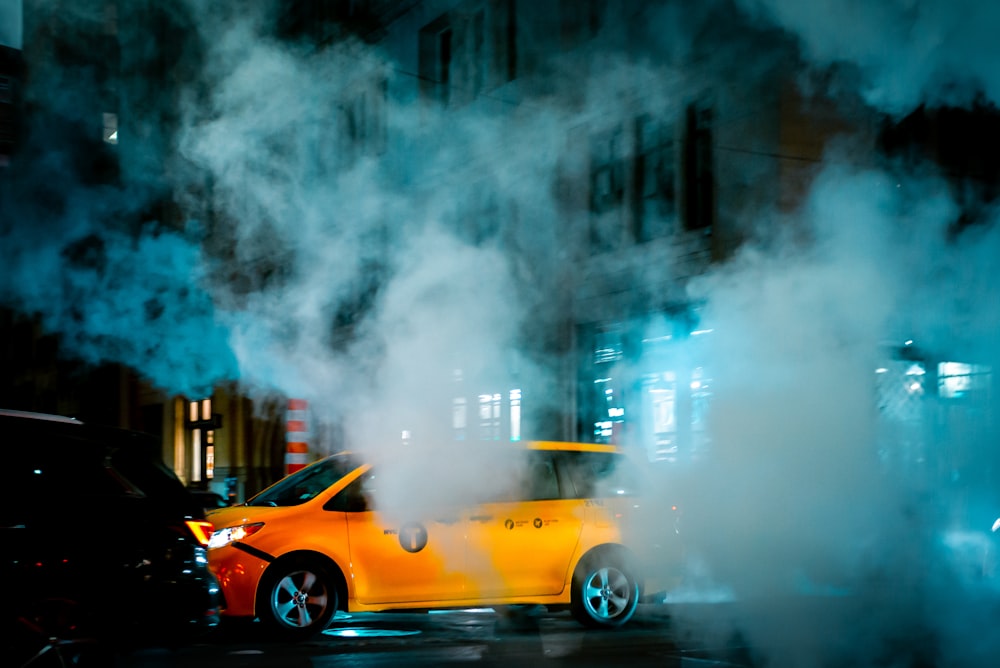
[39,591,987,668]
[108,604,753,668]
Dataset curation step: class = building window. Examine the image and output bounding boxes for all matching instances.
[187,397,215,483]
[938,361,991,399]
[634,114,676,241]
[689,365,713,458]
[643,371,677,458]
[559,0,604,47]
[479,392,502,440]
[419,14,453,106]
[489,0,517,85]
[509,388,521,441]
[341,75,387,158]
[589,327,625,444]
[453,397,467,441]
[455,384,521,442]
[471,8,486,96]
[593,328,624,365]
[589,126,625,252]
[590,126,625,214]
[593,377,626,444]
[420,3,515,108]
[103,112,118,144]
[683,103,713,231]
[0,75,13,162]
[586,112,686,251]
[581,320,713,460]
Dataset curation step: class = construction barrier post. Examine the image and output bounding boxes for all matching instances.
[286,398,309,475]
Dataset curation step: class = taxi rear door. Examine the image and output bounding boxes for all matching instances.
[465,451,584,599]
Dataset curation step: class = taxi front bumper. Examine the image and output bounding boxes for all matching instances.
[208,542,273,618]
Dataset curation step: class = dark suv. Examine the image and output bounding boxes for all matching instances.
[0,410,222,657]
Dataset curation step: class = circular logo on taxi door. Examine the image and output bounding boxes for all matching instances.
[504,518,515,530]
[398,522,428,553]
[533,517,543,528]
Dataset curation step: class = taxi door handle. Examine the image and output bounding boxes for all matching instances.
[469,515,493,522]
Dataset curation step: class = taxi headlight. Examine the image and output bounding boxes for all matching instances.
[208,522,264,549]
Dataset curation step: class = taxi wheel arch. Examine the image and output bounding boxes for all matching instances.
[570,545,641,629]
[256,553,346,639]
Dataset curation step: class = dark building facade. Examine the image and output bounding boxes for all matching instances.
[3,0,998,504]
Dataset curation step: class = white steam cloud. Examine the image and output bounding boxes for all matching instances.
[737,0,1000,114]
[5,1,1000,665]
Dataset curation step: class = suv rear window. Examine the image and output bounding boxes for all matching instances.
[0,419,201,524]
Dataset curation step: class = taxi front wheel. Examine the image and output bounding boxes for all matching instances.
[258,557,338,639]
[570,553,639,628]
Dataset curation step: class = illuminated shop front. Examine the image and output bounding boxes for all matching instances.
[875,341,994,492]
[579,316,714,463]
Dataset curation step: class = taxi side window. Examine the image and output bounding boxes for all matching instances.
[478,452,561,503]
[558,452,639,499]
[522,453,561,501]
[324,470,376,512]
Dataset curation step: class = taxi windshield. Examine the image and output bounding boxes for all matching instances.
[246,454,361,507]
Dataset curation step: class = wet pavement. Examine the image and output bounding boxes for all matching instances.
[110,604,754,667]
[37,592,972,667]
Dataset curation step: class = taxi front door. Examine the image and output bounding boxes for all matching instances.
[340,471,467,605]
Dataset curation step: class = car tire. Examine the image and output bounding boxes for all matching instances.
[257,557,338,639]
[570,551,639,628]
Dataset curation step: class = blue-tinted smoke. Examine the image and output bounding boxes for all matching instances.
[0,206,238,396]
[737,0,1000,115]
[5,4,1000,664]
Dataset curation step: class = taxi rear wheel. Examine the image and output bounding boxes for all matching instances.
[258,557,338,639]
[570,552,639,628]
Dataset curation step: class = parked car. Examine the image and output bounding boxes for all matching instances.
[0,409,222,655]
[207,440,682,639]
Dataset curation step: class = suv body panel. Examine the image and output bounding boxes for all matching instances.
[0,411,222,643]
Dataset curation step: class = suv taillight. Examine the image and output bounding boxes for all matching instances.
[185,520,214,547]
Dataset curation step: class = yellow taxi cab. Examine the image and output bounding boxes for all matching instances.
[206,440,681,638]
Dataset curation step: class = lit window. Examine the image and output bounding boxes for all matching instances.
[103,112,117,144]
[939,361,991,399]
[453,397,467,440]
[594,329,623,364]
[509,389,521,441]
[206,430,215,480]
[191,428,202,482]
[479,393,501,441]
